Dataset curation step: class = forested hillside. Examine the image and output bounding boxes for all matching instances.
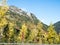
[0,3,60,44]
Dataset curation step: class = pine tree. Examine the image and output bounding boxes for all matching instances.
[36,22,48,44]
[0,17,8,42]
[58,33,60,44]
[0,5,9,42]
[47,23,59,44]
[0,6,9,17]
[27,28,38,43]
[17,23,28,43]
[7,22,15,43]
[36,22,43,43]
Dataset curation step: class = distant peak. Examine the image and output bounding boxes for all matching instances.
[54,21,60,24]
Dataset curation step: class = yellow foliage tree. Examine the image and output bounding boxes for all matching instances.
[47,23,59,44]
[7,22,15,42]
[0,5,9,42]
[36,22,43,43]
[17,23,27,42]
[36,22,48,44]
[27,28,38,43]
[0,6,9,17]
[58,33,60,43]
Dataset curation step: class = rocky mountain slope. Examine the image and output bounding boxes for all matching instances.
[54,21,60,33]
[5,6,48,30]
[0,5,60,33]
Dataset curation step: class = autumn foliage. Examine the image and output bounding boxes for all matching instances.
[0,5,60,44]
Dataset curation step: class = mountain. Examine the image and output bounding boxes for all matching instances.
[5,6,48,30]
[0,6,60,43]
[6,6,39,24]
[54,21,60,33]
[0,5,48,43]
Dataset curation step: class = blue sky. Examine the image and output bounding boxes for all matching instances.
[7,0,60,25]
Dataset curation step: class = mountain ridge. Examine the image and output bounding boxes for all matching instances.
[0,5,60,33]
[6,6,60,33]
[54,21,60,33]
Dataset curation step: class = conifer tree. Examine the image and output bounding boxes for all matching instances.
[47,23,59,44]
[36,22,48,44]
[7,22,15,43]
[27,28,38,43]
[17,23,28,43]
[0,3,9,42]
[36,22,43,43]
[58,33,60,44]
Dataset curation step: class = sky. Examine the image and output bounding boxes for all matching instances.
[7,0,60,25]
